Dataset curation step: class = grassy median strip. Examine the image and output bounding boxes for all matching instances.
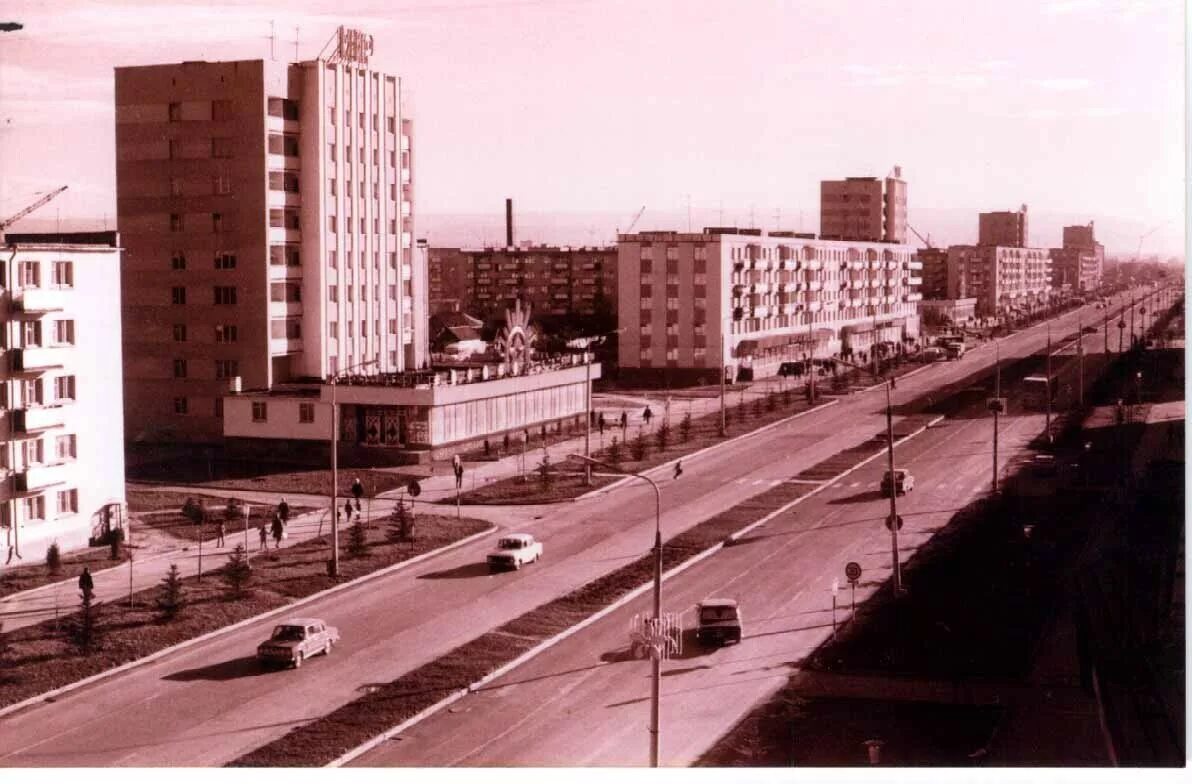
[231,474,849,765]
[0,514,489,710]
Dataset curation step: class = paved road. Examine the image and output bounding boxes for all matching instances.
[0,296,1144,766]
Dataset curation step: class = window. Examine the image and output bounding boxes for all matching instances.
[55,488,78,516]
[48,260,73,287]
[329,322,338,339]
[19,261,39,287]
[327,250,337,268]
[328,215,337,232]
[22,496,45,522]
[214,325,238,343]
[215,359,239,379]
[174,397,188,414]
[55,434,77,461]
[329,285,338,302]
[173,324,187,342]
[251,401,267,422]
[53,375,75,401]
[168,102,182,122]
[666,297,680,310]
[388,318,397,334]
[212,212,223,233]
[23,438,43,467]
[171,252,186,270]
[22,321,42,347]
[328,178,338,198]
[214,251,236,269]
[387,116,396,133]
[214,286,237,305]
[388,252,397,268]
[214,398,223,419]
[387,284,397,300]
[22,379,43,407]
[52,320,75,345]
[213,175,232,195]
[298,403,315,423]
[170,213,183,232]
[328,143,337,162]
[171,286,186,305]
[173,358,188,378]
[211,138,233,158]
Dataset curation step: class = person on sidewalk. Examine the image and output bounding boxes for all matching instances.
[620,411,628,432]
[271,513,284,549]
[351,477,365,505]
[258,520,268,551]
[344,498,354,524]
[78,567,94,600]
[643,406,653,427]
[215,518,226,547]
[452,455,464,490]
[277,498,290,524]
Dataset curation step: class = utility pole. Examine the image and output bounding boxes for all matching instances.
[1045,323,1053,444]
[584,353,592,485]
[1077,315,1084,407]
[993,340,1001,493]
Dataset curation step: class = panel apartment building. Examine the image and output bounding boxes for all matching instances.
[1049,222,1104,292]
[115,52,425,445]
[947,204,1051,319]
[428,245,616,320]
[2,233,126,558]
[617,228,922,386]
[820,168,908,244]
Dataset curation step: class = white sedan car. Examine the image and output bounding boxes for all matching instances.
[486,533,543,571]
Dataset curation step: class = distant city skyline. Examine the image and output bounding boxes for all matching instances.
[1,0,1186,256]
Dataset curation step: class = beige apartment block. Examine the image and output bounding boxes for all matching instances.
[1051,222,1104,292]
[946,244,1053,319]
[115,56,424,445]
[978,205,1030,248]
[1,233,127,560]
[617,229,922,385]
[820,168,907,244]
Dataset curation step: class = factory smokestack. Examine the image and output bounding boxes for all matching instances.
[505,198,514,248]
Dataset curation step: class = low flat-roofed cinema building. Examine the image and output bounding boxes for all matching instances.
[2,232,127,558]
[115,27,424,447]
[223,300,599,463]
[617,228,922,386]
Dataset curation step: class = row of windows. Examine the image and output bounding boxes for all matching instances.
[13,376,75,407]
[327,216,398,234]
[169,100,235,122]
[172,324,238,343]
[326,283,411,303]
[638,245,709,261]
[20,488,79,522]
[15,433,77,469]
[170,213,224,233]
[170,286,237,305]
[171,251,237,270]
[166,138,234,160]
[328,250,400,269]
[15,260,74,289]
[326,316,410,339]
[18,319,75,348]
[328,179,401,201]
[250,401,316,424]
[171,359,239,379]
[328,145,404,169]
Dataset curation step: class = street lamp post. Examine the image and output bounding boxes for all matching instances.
[329,359,378,578]
[832,357,902,593]
[993,339,1001,493]
[569,453,664,766]
[1045,323,1053,444]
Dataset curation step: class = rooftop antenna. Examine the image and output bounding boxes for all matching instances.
[294,26,300,61]
[269,20,276,61]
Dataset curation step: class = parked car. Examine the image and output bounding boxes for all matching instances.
[943,341,966,360]
[778,361,806,378]
[486,533,543,571]
[880,468,915,497]
[920,347,946,362]
[695,598,743,646]
[1081,326,1098,334]
[257,618,339,669]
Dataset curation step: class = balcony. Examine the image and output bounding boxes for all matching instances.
[10,405,66,434]
[13,463,65,494]
[807,281,823,292]
[8,347,64,373]
[268,227,301,244]
[753,306,770,319]
[906,276,923,286]
[268,301,303,318]
[265,115,300,134]
[267,189,301,209]
[14,288,65,314]
[269,263,302,280]
[904,292,923,302]
[269,337,303,355]
[267,153,300,171]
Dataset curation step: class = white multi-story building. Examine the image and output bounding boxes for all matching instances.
[115,31,424,445]
[1,232,127,559]
[617,228,922,385]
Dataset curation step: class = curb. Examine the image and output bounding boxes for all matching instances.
[0,524,498,720]
[574,398,841,502]
[328,413,946,767]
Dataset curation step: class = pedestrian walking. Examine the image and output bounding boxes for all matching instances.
[258,521,268,551]
[598,414,605,435]
[271,513,284,549]
[78,567,94,600]
[351,476,364,502]
[215,518,226,547]
[452,454,464,490]
[643,406,654,426]
[344,498,354,523]
[620,411,628,431]
[277,497,290,524]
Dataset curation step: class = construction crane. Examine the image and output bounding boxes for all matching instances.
[1135,222,1164,264]
[907,224,934,249]
[0,186,68,233]
[622,205,646,235]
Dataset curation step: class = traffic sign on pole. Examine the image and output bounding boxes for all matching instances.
[885,513,903,532]
[845,561,862,584]
[986,397,1006,414]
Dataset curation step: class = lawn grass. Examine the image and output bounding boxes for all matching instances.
[133,504,316,544]
[231,481,819,767]
[0,546,128,602]
[0,513,490,711]
[130,467,416,498]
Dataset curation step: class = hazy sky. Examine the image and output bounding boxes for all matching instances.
[0,0,1186,253]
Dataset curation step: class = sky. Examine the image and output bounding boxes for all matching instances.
[0,0,1186,255]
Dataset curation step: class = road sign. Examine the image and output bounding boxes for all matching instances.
[986,397,1006,414]
[1117,320,1126,329]
[407,480,421,497]
[885,513,903,532]
[845,561,862,583]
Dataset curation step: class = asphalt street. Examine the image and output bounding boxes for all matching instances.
[0,294,1150,766]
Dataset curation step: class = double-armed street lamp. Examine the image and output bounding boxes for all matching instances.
[569,453,668,767]
[329,358,378,578]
